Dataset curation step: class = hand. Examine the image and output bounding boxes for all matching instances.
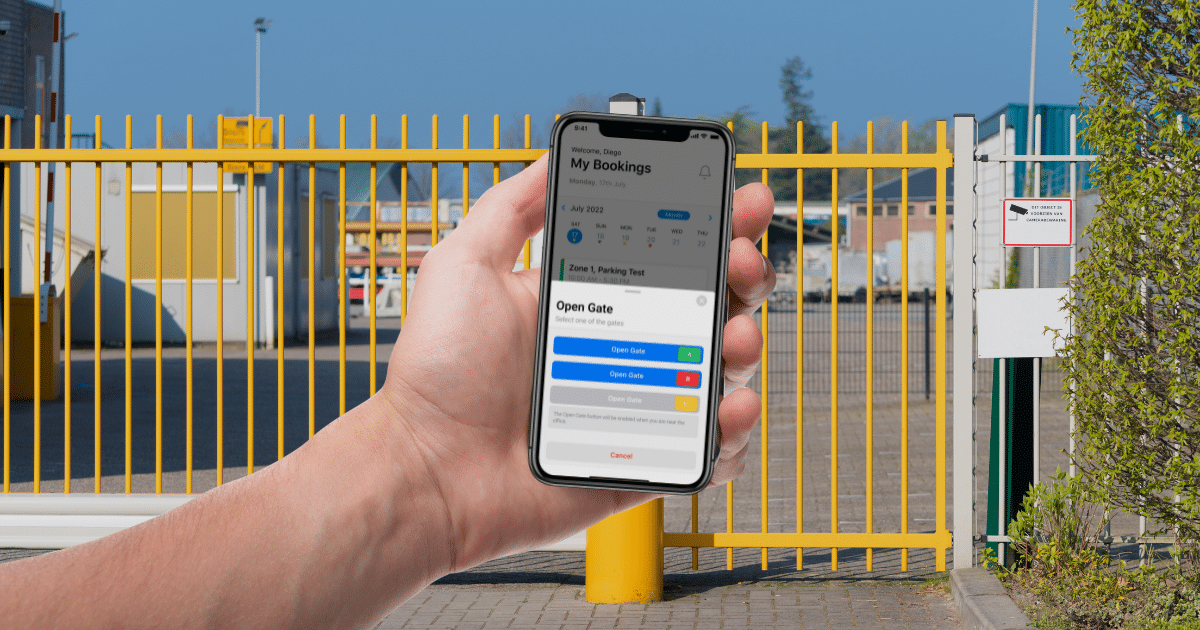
[378,154,776,573]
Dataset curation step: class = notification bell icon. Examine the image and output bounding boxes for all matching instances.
[699,165,711,179]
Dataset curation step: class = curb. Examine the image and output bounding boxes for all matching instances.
[950,568,1035,630]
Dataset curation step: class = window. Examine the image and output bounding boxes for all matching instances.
[887,205,899,216]
[299,196,342,280]
[947,204,954,215]
[856,205,867,217]
[131,192,238,280]
[323,198,339,279]
[873,205,882,216]
[908,205,915,215]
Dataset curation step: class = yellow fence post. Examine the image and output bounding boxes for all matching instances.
[585,499,663,603]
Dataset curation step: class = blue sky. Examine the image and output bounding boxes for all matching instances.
[64,0,1082,151]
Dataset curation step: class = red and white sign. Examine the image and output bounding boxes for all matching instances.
[1002,198,1074,247]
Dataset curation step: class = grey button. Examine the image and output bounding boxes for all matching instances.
[546,442,697,470]
[550,385,687,413]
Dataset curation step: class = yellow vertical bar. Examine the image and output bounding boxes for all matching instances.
[492,113,500,277]
[829,121,839,570]
[216,114,225,486]
[308,116,317,439]
[523,115,531,269]
[93,116,102,494]
[246,115,256,476]
[64,115,73,493]
[725,120,734,571]
[400,115,409,326]
[431,115,438,247]
[759,121,769,571]
[124,115,132,494]
[186,115,194,493]
[900,121,910,571]
[2,116,9,494]
[690,493,698,570]
[337,116,346,417]
[864,120,874,571]
[33,115,41,493]
[934,120,948,572]
[492,114,500,188]
[369,116,377,396]
[278,116,288,456]
[155,115,164,493]
[795,120,804,571]
[462,115,469,216]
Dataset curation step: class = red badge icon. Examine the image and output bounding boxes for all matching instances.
[676,371,700,387]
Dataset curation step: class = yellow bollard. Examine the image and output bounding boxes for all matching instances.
[8,296,61,400]
[585,498,663,603]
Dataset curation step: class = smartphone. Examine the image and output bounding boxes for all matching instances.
[528,112,736,494]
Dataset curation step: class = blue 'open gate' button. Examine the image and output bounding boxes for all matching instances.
[551,361,701,389]
[554,336,703,364]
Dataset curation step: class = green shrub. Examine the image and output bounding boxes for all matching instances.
[1064,0,1200,550]
[1003,473,1200,629]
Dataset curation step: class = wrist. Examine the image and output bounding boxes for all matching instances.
[372,373,506,573]
[285,393,459,610]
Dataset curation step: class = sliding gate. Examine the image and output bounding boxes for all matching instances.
[1,113,956,578]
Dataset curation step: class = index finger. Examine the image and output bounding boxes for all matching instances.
[726,183,776,318]
[731,183,774,243]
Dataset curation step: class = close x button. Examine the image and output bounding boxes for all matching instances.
[675,371,700,388]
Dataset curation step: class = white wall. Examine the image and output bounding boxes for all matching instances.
[975,126,1015,289]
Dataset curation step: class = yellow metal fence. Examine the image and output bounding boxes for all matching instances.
[1,114,952,572]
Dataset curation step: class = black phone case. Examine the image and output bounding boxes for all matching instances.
[527,112,737,495]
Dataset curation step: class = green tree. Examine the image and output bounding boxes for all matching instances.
[705,105,764,190]
[836,117,949,199]
[651,97,664,117]
[1063,0,1200,548]
[769,56,832,201]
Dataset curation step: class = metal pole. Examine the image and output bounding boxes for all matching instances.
[585,92,661,604]
[952,114,976,568]
[1032,114,1042,488]
[924,287,931,400]
[997,358,1007,564]
[40,0,64,321]
[255,30,260,118]
[1068,114,1078,478]
[1024,0,1038,195]
[254,18,270,118]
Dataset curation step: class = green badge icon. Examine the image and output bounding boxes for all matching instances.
[677,346,702,363]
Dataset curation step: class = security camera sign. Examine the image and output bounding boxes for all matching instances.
[1002,198,1073,247]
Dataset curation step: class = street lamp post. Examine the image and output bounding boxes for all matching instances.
[254,17,272,118]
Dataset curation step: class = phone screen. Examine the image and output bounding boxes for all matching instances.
[531,115,733,490]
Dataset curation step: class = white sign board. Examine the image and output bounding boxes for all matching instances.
[1002,198,1073,247]
[977,288,1070,358]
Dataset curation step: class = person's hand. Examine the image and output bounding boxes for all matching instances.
[378,154,775,573]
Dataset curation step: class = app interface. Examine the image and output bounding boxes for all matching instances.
[538,121,729,485]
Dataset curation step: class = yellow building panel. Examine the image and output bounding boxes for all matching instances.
[131,192,237,280]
